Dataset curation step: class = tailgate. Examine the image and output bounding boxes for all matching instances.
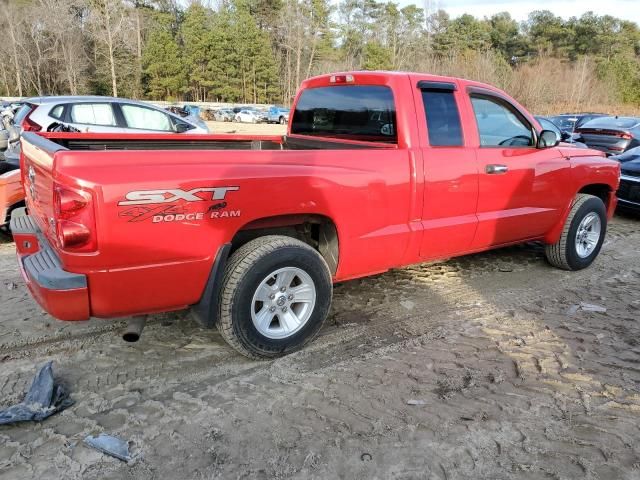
[20,132,68,240]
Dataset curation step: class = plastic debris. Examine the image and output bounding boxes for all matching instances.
[406,399,427,406]
[84,433,132,462]
[579,302,607,313]
[400,300,415,311]
[567,304,580,315]
[567,303,607,315]
[0,361,73,426]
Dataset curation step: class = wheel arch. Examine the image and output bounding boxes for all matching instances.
[229,213,339,275]
[577,183,614,210]
[544,184,613,245]
[191,213,339,328]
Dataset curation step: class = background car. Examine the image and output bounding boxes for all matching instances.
[4,96,210,166]
[202,108,217,121]
[0,130,7,152]
[214,109,234,122]
[535,116,587,147]
[575,116,640,155]
[611,146,640,213]
[548,113,608,134]
[182,104,201,118]
[234,109,262,123]
[166,105,190,117]
[267,106,290,124]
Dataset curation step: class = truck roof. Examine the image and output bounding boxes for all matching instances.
[303,70,500,92]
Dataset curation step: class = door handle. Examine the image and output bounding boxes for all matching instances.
[486,164,508,174]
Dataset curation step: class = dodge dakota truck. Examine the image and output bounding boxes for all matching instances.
[12,71,620,358]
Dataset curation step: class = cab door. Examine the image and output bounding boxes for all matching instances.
[466,90,571,248]
[413,79,479,260]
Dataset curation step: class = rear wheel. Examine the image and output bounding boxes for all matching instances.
[545,194,607,271]
[217,236,332,358]
[279,116,286,125]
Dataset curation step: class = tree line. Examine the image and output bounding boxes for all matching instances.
[1,0,639,112]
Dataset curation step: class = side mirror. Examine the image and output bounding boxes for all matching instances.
[175,122,191,133]
[538,129,560,148]
[380,123,394,136]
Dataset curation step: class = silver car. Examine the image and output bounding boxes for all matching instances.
[4,96,209,165]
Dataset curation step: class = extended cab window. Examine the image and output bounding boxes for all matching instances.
[70,103,117,126]
[291,85,397,143]
[470,95,533,147]
[422,89,463,146]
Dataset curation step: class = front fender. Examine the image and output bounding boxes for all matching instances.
[543,155,620,245]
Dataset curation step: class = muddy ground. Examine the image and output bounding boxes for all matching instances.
[0,212,639,479]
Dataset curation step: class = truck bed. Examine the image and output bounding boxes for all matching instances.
[41,132,396,151]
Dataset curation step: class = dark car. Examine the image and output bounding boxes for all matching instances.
[611,146,640,213]
[576,116,640,156]
[549,113,608,134]
[535,116,588,148]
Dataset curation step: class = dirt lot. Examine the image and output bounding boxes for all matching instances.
[1,208,639,478]
[206,120,287,136]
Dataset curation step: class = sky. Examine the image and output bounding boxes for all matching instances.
[399,0,640,25]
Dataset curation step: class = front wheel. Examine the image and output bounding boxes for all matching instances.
[279,116,286,125]
[545,193,607,271]
[217,236,333,358]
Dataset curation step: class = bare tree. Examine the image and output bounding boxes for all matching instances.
[89,0,132,96]
[1,1,24,96]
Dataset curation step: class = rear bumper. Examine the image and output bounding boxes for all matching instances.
[11,210,90,321]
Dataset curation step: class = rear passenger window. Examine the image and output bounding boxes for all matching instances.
[121,104,172,131]
[70,103,116,126]
[422,90,463,146]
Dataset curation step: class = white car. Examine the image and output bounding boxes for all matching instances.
[234,109,262,124]
[4,96,209,166]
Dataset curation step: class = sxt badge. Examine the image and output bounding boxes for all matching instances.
[118,186,239,206]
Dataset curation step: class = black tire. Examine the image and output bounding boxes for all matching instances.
[218,235,332,359]
[545,194,607,271]
[279,116,286,125]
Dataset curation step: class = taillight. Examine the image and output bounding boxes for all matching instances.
[616,133,632,140]
[53,185,97,252]
[22,110,41,132]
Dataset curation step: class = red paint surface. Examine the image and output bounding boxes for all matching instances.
[16,71,620,321]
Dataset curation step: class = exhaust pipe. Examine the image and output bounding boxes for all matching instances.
[123,316,146,342]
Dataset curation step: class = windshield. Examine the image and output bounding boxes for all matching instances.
[549,116,578,131]
[291,85,397,143]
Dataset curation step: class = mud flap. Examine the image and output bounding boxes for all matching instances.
[190,243,231,328]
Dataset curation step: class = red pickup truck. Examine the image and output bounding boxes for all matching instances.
[12,71,620,358]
